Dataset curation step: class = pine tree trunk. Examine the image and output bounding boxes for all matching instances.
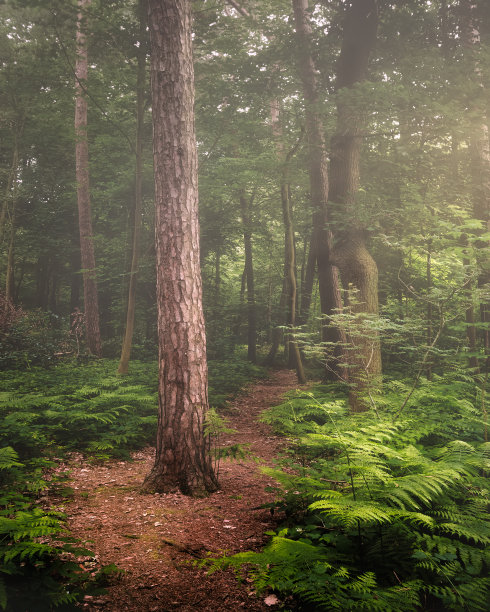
[118,0,147,375]
[292,0,346,380]
[75,0,101,357]
[143,0,218,496]
[329,0,381,411]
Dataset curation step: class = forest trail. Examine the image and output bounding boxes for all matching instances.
[66,369,305,612]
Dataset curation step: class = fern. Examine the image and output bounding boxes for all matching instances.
[214,379,490,611]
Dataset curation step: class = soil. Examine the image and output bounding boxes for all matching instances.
[65,369,305,612]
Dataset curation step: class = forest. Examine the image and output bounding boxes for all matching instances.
[0,0,489,610]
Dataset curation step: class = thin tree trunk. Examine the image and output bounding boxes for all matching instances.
[75,0,102,357]
[329,0,381,411]
[0,125,22,247]
[266,278,286,365]
[143,0,218,496]
[298,231,316,326]
[240,193,257,363]
[5,219,15,305]
[461,0,490,372]
[231,265,247,353]
[118,0,147,375]
[292,0,346,381]
[215,245,221,299]
[426,239,433,380]
[268,99,306,382]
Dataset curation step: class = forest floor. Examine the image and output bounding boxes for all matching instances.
[65,369,305,612]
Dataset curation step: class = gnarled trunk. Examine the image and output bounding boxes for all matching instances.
[329,0,381,411]
[292,0,346,381]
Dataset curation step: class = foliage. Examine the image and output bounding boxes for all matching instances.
[0,354,265,608]
[204,378,490,611]
[0,446,121,611]
[0,356,265,462]
[0,305,72,371]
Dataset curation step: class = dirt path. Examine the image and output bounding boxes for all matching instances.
[66,369,304,611]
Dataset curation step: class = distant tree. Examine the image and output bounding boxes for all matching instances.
[118,0,147,375]
[143,0,218,495]
[460,0,490,372]
[75,0,101,356]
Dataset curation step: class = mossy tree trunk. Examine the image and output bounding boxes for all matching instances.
[292,0,346,381]
[329,0,381,412]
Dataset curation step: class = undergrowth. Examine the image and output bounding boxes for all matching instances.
[0,355,265,610]
[0,446,122,611]
[203,373,490,611]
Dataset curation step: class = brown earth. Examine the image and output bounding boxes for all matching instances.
[65,369,305,611]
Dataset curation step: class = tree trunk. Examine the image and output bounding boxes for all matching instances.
[292,0,346,381]
[268,98,306,382]
[5,220,15,306]
[298,231,316,326]
[426,239,433,380]
[240,192,257,363]
[75,0,102,357]
[329,0,381,411]
[143,0,218,496]
[118,0,147,375]
[461,0,490,372]
[0,124,22,248]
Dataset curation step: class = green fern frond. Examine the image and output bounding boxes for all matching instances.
[0,447,22,470]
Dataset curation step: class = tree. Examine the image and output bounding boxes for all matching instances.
[75,0,101,357]
[143,0,218,495]
[329,0,381,411]
[292,0,346,380]
[267,98,306,383]
[460,0,490,372]
[118,0,147,375]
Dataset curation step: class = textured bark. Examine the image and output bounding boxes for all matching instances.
[240,193,257,363]
[75,0,102,357]
[143,0,218,495]
[292,0,346,380]
[118,0,147,376]
[329,0,380,411]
